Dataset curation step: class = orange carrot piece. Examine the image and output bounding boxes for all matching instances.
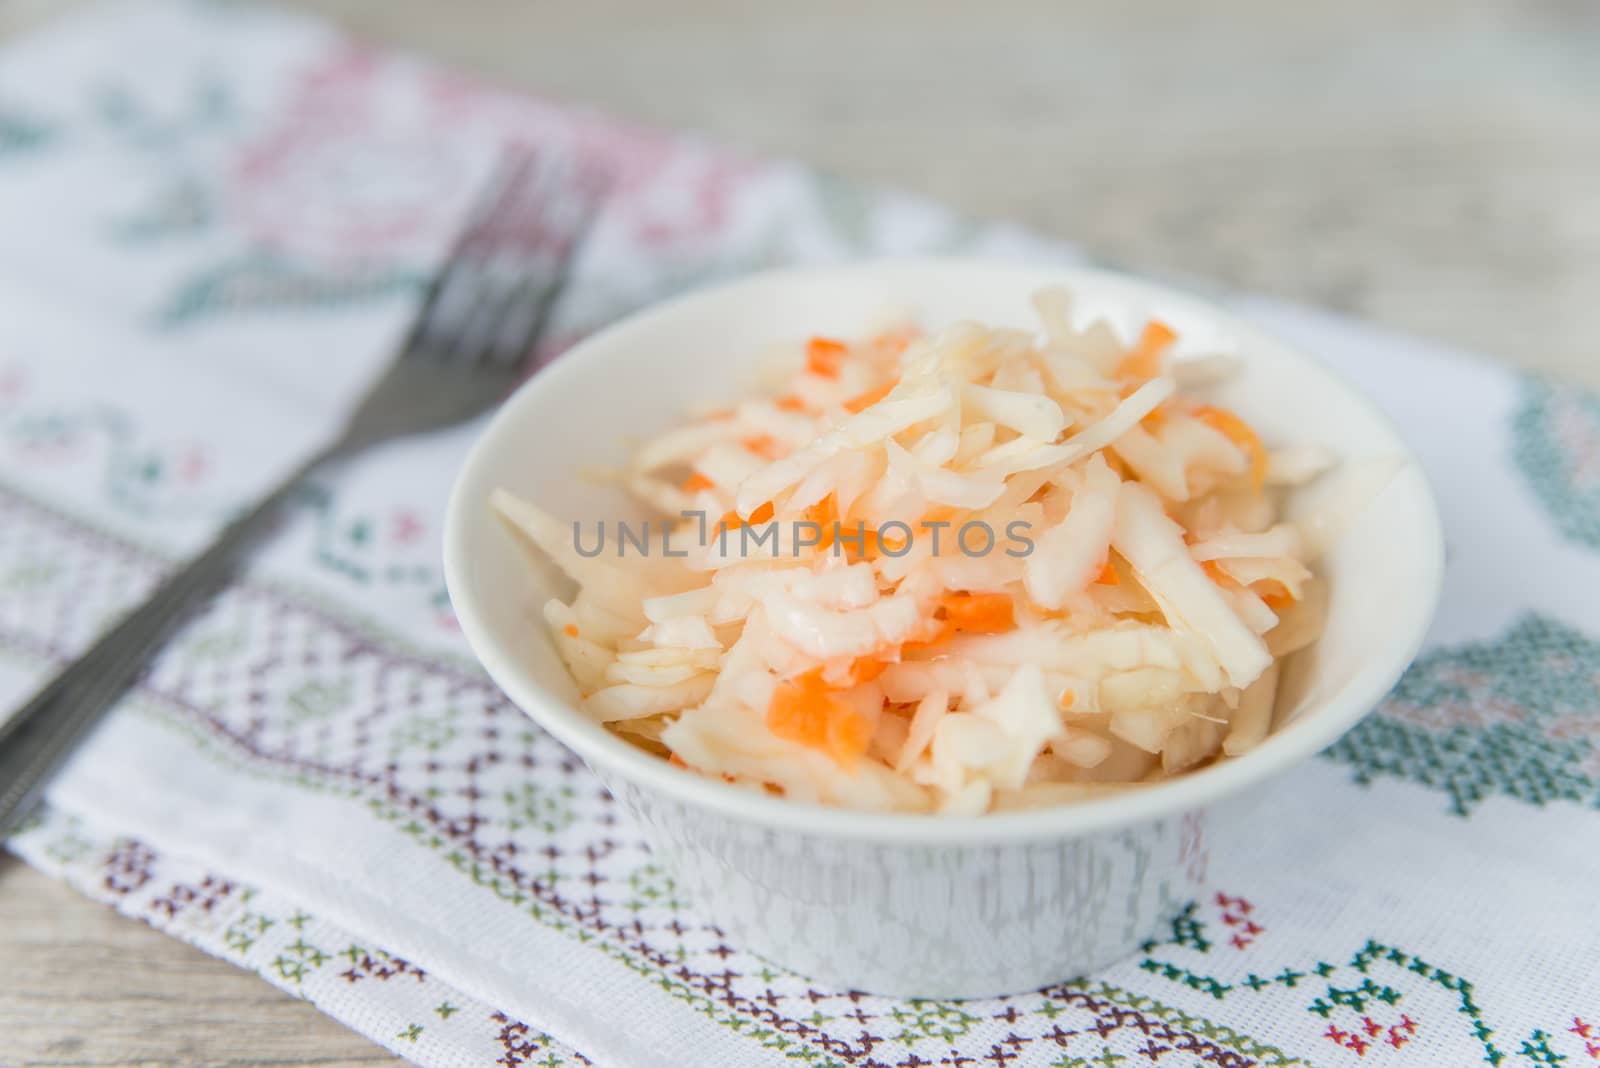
[802,494,837,552]
[823,706,872,767]
[742,433,787,460]
[806,337,849,378]
[1202,560,1232,585]
[1259,580,1296,609]
[863,525,909,558]
[848,657,888,685]
[1194,405,1268,491]
[775,394,808,412]
[717,500,774,534]
[1058,689,1077,710]
[939,591,1015,634]
[562,623,580,638]
[767,678,828,746]
[766,671,870,767]
[668,752,688,769]
[680,471,714,493]
[1094,558,1121,586]
[843,377,898,413]
[1117,320,1177,381]
[901,624,955,657]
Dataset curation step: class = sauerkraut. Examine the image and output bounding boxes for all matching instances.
[493,287,1342,814]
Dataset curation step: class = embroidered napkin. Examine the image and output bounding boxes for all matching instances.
[3,3,1598,1066]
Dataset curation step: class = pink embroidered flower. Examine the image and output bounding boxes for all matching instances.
[225,47,481,267]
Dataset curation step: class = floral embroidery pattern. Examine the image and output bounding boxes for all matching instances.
[9,813,590,1067]
[3,474,1595,1067]
[1513,378,1600,549]
[0,106,55,158]
[1323,615,1600,815]
[1,406,217,518]
[94,65,454,324]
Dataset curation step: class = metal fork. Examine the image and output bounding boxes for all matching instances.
[0,147,604,838]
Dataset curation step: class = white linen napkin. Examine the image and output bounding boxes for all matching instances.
[4,4,1599,1066]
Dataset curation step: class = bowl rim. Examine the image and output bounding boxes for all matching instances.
[443,256,1445,845]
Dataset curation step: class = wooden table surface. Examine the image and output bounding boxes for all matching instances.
[2,1,1597,1065]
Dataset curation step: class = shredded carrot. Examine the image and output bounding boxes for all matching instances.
[775,394,807,412]
[848,657,888,684]
[680,472,714,493]
[1116,320,1176,381]
[668,752,688,769]
[938,591,1015,634]
[1094,557,1121,586]
[562,623,580,638]
[766,670,870,767]
[1194,405,1268,491]
[717,500,775,535]
[802,495,837,552]
[1058,689,1077,710]
[1202,560,1232,585]
[857,525,910,560]
[806,337,849,378]
[901,627,953,657]
[1259,580,1297,609]
[742,433,787,460]
[843,377,898,414]
[824,709,872,768]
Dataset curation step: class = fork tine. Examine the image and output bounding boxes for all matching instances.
[395,151,527,362]
[487,179,607,366]
[460,148,605,368]
[408,144,606,370]
[404,148,542,364]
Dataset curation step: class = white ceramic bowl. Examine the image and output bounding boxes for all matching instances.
[443,259,1444,998]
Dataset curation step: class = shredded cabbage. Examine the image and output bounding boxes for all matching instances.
[493,287,1354,813]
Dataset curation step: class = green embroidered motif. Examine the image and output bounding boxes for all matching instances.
[1,408,222,519]
[157,253,426,326]
[623,863,688,913]
[0,558,62,594]
[110,177,214,241]
[272,936,332,983]
[1323,615,1600,816]
[501,783,576,835]
[390,710,460,755]
[286,678,354,725]
[1518,1029,1565,1065]
[1140,920,1513,1067]
[91,77,231,151]
[884,1000,981,1044]
[1513,378,1600,549]
[0,108,55,158]
[224,910,274,954]
[1053,1052,1129,1068]
[1066,981,1313,1067]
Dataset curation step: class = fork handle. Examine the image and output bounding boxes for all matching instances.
[0,446,331,839]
